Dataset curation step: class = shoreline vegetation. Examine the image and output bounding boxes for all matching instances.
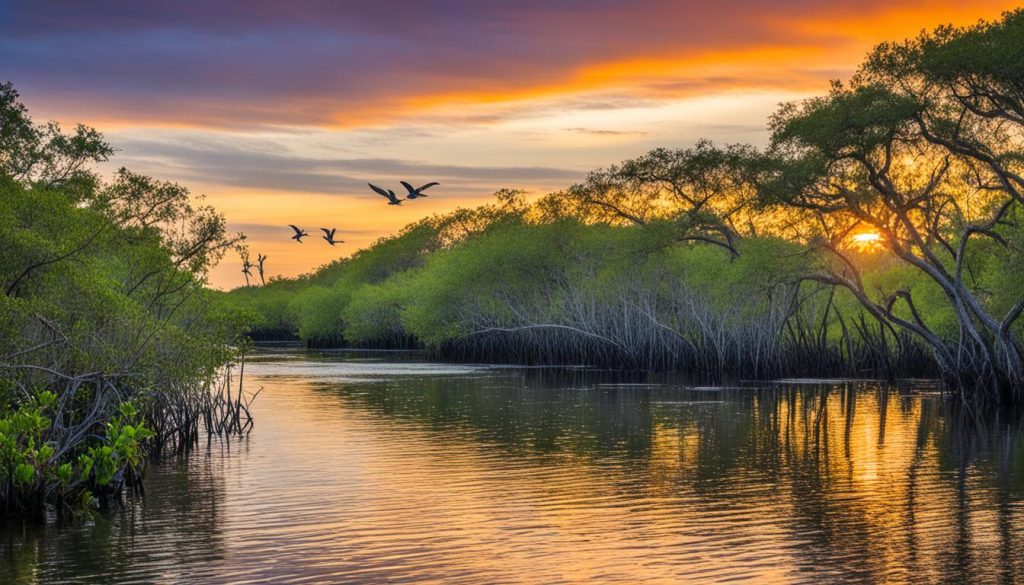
[231,11,1024,402]
[0,83,253,520]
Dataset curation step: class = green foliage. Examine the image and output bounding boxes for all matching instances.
[0,387,155,516]
[0,83,248,518]
[239,209,817,372]
[342,276,414,345]
[0,81,113,189]
[291,285,350,344]
[78,401,155,490]
[770,83,919,157]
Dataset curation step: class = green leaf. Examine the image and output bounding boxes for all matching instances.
[57,462,73,485]
[14,462,34,486]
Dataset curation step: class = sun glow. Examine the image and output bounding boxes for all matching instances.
[851,232,884,251]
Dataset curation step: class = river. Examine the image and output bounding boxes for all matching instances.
[3,348,1024,583]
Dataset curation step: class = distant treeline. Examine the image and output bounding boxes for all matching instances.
[229,11,1024,402]
[0,83,250,519]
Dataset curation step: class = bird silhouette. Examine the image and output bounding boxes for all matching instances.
[288,224,309,242]
[321,228,343,246]
[369,183,403,205]
[400,181,439,199]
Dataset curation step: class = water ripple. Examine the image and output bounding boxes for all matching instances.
[4,351,1024,584]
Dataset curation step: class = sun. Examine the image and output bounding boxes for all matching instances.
[850,232,884,252]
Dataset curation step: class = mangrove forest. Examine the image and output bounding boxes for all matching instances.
[229,11,1024,403]
[0,82,253,519]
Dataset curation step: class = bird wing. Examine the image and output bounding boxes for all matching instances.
[289,224,303,236]
[321,228,332,237]
[418,182,440,191]
[369,183,393,199]
[400,181,417,195]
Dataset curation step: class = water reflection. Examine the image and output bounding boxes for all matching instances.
[3,350,1023,583]
[2,446,235,583]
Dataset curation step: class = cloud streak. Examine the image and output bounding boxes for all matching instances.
[109,135,583,195]
[3,0,1016,128]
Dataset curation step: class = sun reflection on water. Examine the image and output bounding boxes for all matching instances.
[5,354,1024,584]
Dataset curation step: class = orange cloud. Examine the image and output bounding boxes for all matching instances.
[391,3,1016,129]
[17,1,1020,132]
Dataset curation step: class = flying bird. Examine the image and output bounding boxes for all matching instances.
[288,224,309,242]
[369,183,403,205]
[321,228,343,246]
[400,181,440,199]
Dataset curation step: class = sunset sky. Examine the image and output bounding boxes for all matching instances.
[2,0,1018,288]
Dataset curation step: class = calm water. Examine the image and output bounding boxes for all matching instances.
[4,349,1024,584]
